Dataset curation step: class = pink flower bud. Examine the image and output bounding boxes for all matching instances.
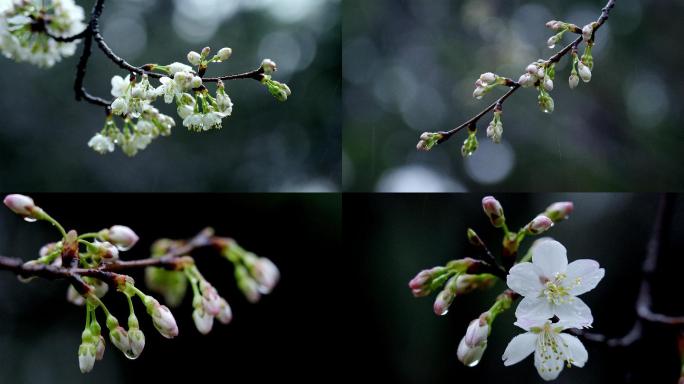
[545,201,574,222]
[526,64,538,75]
[95,335,106,361]
[433,289,455,316]
[3,194,39,218]
[200,281,222,316]
[457,336,486,367]
[192,308,214,335]
[464,317,489,347]
[216,298,233,325]
[482,196,505,227]
[105,225,139,251]
[518,73,534,88]
[525,215,554,235]
[95,241,119,262]
[545,20,563,31]
[145,298,179,338]
[253,257,280,294]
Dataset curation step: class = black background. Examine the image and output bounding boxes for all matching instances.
[0,194,342,383]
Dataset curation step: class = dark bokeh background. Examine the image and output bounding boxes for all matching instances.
[0,193,342,383]
[0,0,341,192]
[343,0,684,191]
[346,193,684,383]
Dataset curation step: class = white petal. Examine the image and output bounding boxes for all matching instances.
[502,332,537,366]
[554,298,593,327]
[566,259,605,296]
[507,262,544,296]
[515,296,553,321]
[513,317,548,332]
[532,240,568,277]
[559,333,588,367]
[534,343,564,381]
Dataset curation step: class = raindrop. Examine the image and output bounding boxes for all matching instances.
[438,309,449,316]
[116,245,132,252]
[548,44,556,49]
[24,217,37,222]
[124,350,139,360]
[542,109,551,114]
[467,359,481,367]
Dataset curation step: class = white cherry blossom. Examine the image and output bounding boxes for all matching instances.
[503,318,588,381]
[506,239,604,326]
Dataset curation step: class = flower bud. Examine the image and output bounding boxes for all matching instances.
[545,20,564,31]
[201,46,211,57]
[95,241,119,262]
[199,280,222,316]
[128,328,145,358]
[409,266,444,297]
[472,86,486,99]
[544,201,574,222]
[190,76,202,89]
[145,298,179,338]
[216,47,232,61]
[103,225,139,251]
[525,215,554,235]
[78,342,97,373]
[252,257,280,294]
[464,317,489,347]
[216,298,233,324]
[3,194,40,219]
[457,335,486,367]
[187,51,201,66]
[192,308,214,335]
[568,72,579,89]
[67,284,86,306]
[526,63,539,75]
[482,196,505,228]
[93,335,105,361]
[261,59,277,74]
[518,73,535,88]
[433,288,455,316]
[109,326,131,354]
[479,72,497,84]
[578,61,592,82]
[582,24,594,41]
[543,77,553,91]
[416,132,443,151]
[538,93,554,113]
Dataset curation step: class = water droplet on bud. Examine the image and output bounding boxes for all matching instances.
[24,217,37,223]
[467,359,481,367]
[124,350,139,360]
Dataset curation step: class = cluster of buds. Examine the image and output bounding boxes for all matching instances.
[486,106,503,144]
[519,61,556,114]
[416,132,443,152]
[461,123,478,157]
[185,265,233,335]
[2,194,279,373]
[473,72,505,100]
[221,239,280,303]
[260,59,292,102]
[409,258,495,316]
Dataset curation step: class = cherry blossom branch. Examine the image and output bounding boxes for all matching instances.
[0,228,220,284]
[56,0,267,108]
[419,0,616,150]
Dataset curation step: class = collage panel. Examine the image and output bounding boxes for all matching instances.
[0,0,340,192]
[0,193,342,382]
[346,193,683,383]
[343,0,683,192]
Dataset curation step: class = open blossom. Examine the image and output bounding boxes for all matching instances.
[506,239,604,326]
[503,318,588,381]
